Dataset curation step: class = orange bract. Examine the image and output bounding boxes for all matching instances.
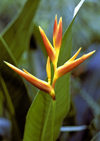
[56,50,95,78]
[53,15,62,50]
[39,26,56,63]
[4,61,53,95]
[4,15,95,100]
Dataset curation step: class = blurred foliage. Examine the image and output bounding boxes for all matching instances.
[0,0,100,141]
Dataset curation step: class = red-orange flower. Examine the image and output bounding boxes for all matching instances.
[39,26,56,64]
[4,61,55,100]
[53,15,62,51]
[4,15,95,100]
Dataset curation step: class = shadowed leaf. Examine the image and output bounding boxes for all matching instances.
[1,0,40,62]
[0,35,31,137]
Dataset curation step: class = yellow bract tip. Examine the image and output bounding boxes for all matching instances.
[85,50,96,56]
[68,47,82,62]
[59,17,62,23]
[39,26,42,32]
[83,50,96,60]
[4,61,13,68]
[4,61,9,65]
[23,69,31,75]
[55,14,57,20]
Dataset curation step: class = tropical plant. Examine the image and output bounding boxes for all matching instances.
[0,0,99,141]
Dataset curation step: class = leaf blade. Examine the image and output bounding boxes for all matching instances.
[2,0,40,61]
[0,35,31,136]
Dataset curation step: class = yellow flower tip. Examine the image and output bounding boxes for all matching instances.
[53,15,62,50]
[84,50,96,59]
[39,26,43,33]
[68,47,82,62]
[56,50,96,78]
[59,17,62,25]
[55,14,57,19]
[4,61,12,68]
[23,68,28,73]
[55,16,62,49]
[39,25,56,62]
[23,69,32,77]
[4,61,20,74]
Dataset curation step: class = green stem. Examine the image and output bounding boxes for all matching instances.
[51,100,56,141]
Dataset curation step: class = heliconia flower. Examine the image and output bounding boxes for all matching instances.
[39,16,62,69]
[56,50,96,78]
[39,26,56,63]
[4,15,95,100]
[4,61,55,100]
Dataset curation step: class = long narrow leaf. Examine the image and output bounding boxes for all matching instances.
[0,75,21,141]
[0,35,31,137]
[1,0,40,61]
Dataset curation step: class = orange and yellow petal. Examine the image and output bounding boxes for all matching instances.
[46,57,51,84]
[55,17,62,49]
[53,15,57,47]
[68,47,82,62]
[39,26,56,62]
[53,16,62,51]
[4,61,53,94]
[56,50,95,78]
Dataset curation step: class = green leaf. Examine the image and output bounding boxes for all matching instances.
[0,35,31,137]
[1,0,40,61]
[0,87,5,116]
[23,1,85,141]
[0,75,21,141]
[23,93,53,141]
